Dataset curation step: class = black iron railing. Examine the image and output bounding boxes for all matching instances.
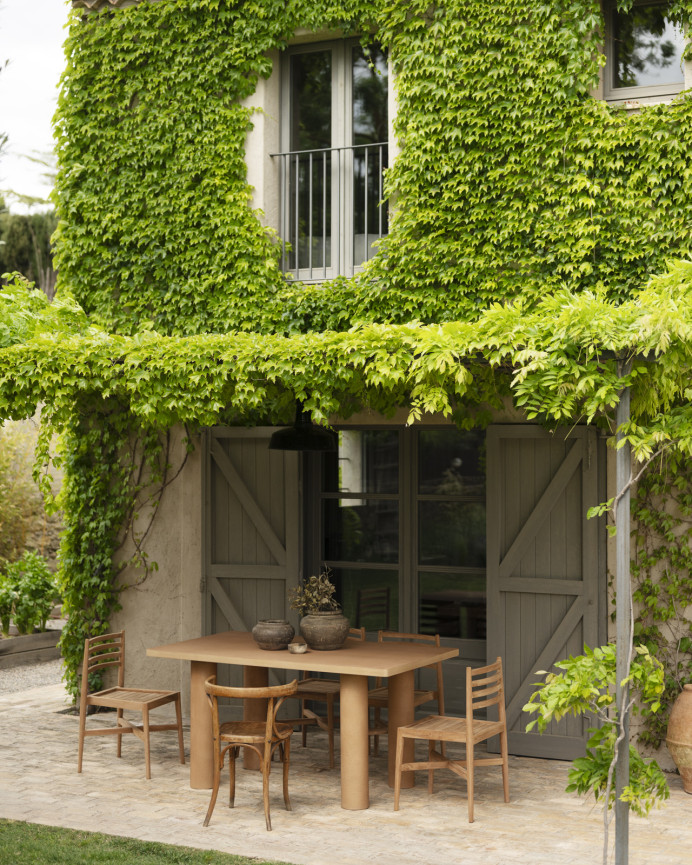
[271,142,388,280]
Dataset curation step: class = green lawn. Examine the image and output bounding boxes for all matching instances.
[0,821,295,865]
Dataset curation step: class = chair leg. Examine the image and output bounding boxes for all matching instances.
[116,708,123,758]
[175,695,185,765]
[467,744,475,824]
[228,747,237,808]
[282,740,292,812]
[203,744,223,827]
[142,707,152,780]
[301,699,308,748]
[327,696,335,769]
[393,730,405,811]
[77,707,86,773]
[500,729,510,803]
[262,747,272,831]
[373,708,381,756]
[428,740,434,794]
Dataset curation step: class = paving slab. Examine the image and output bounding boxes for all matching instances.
[0,681,689,865]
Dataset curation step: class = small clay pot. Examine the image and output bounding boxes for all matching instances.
[299,611,350,651]
[251,619,295,651]
[666,684,692,794]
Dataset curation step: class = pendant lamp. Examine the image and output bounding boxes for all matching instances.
[268,401,336,452]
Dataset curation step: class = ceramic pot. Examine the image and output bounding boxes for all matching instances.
[251,619,295,651]
[666,684,692,794]
[299,611,350,651]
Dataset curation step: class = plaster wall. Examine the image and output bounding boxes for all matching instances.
[110,426,202,720]
[243,50,280,231]
[604,445,689,772]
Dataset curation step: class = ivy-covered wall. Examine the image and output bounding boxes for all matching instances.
[57,0,692,335]
[6,0,689,702]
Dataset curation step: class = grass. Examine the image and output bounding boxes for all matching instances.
[0,820,295,865]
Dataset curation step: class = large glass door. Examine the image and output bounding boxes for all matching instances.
[306,426,486,664]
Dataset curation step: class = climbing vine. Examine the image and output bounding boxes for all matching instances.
[631,455,692,749]
[1,0,692,720]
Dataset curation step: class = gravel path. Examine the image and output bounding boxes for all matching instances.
[0,658,65,694]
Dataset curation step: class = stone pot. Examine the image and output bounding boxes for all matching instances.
[251,619,295,651]
[299,611,350,651]
[666,684,692,794]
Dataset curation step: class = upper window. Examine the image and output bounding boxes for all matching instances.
[275,41,389,281]
[604,1,686,101]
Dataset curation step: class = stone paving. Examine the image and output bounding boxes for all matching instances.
[0,681,690,865]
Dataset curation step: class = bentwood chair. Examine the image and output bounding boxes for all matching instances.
[367,630,445,754]
[296,627,365,767]
[203,676,297,831]
[77,631,185,780]
[393,657,510,822]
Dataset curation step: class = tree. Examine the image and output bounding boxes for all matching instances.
[0,207,58,299]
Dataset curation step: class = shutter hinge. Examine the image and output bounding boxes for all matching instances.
[199,575,207,594]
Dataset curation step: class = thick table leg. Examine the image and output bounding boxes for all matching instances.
[190,660,217,789]
[243,665,268,770]
[339,673,369,810]
[388,669,415,789]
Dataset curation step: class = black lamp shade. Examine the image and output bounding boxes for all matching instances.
[269,403,336,452]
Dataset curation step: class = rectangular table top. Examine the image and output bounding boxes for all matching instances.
[148,630,458,677]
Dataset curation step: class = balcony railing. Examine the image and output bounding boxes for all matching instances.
[271,142,388,281]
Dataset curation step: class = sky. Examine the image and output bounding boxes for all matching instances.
[0,0,71,212]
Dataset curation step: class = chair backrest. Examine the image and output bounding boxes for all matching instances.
[376,630,445,713]
[205,677,298,742]
[81,631,125,691]
[466,657,506,724]
[355,587,391,630]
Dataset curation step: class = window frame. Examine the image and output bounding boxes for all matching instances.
[603,0,688,102]
[278,39,388,281]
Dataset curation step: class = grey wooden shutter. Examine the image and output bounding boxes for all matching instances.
[203,428,300,685]
[486,425,605,759]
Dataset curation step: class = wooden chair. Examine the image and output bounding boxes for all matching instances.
[296,627,365,768]
[77,631,185,780]
[367,630,445,754]
[203,676,297,831]
[393,657,510,822]
[355,586,391,630]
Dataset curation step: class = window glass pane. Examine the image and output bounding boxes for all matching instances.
[419,572,486,639]
[287,151,331,271]
[352,45,389,267]
[612,4,685,89]
[323,499,399,563]
[330,567,399,631]
[290,51,332,150]
[352,45,388,146]
[322,430,399,493]
[418,429,485,496]
[419,501,486,568]
[288,50,332,272]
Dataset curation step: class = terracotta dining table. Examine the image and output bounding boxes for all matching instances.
[147,630,458,810]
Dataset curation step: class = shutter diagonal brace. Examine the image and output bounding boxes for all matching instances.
[211,439,287,566]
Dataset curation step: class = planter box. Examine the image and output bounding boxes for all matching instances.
[0,629,62,669]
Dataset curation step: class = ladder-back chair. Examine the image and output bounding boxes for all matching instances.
[355,586,391,631]
[393,657,510,822]
[296,627,365,767]
[77,631,185,779]
[367,630,445,754]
